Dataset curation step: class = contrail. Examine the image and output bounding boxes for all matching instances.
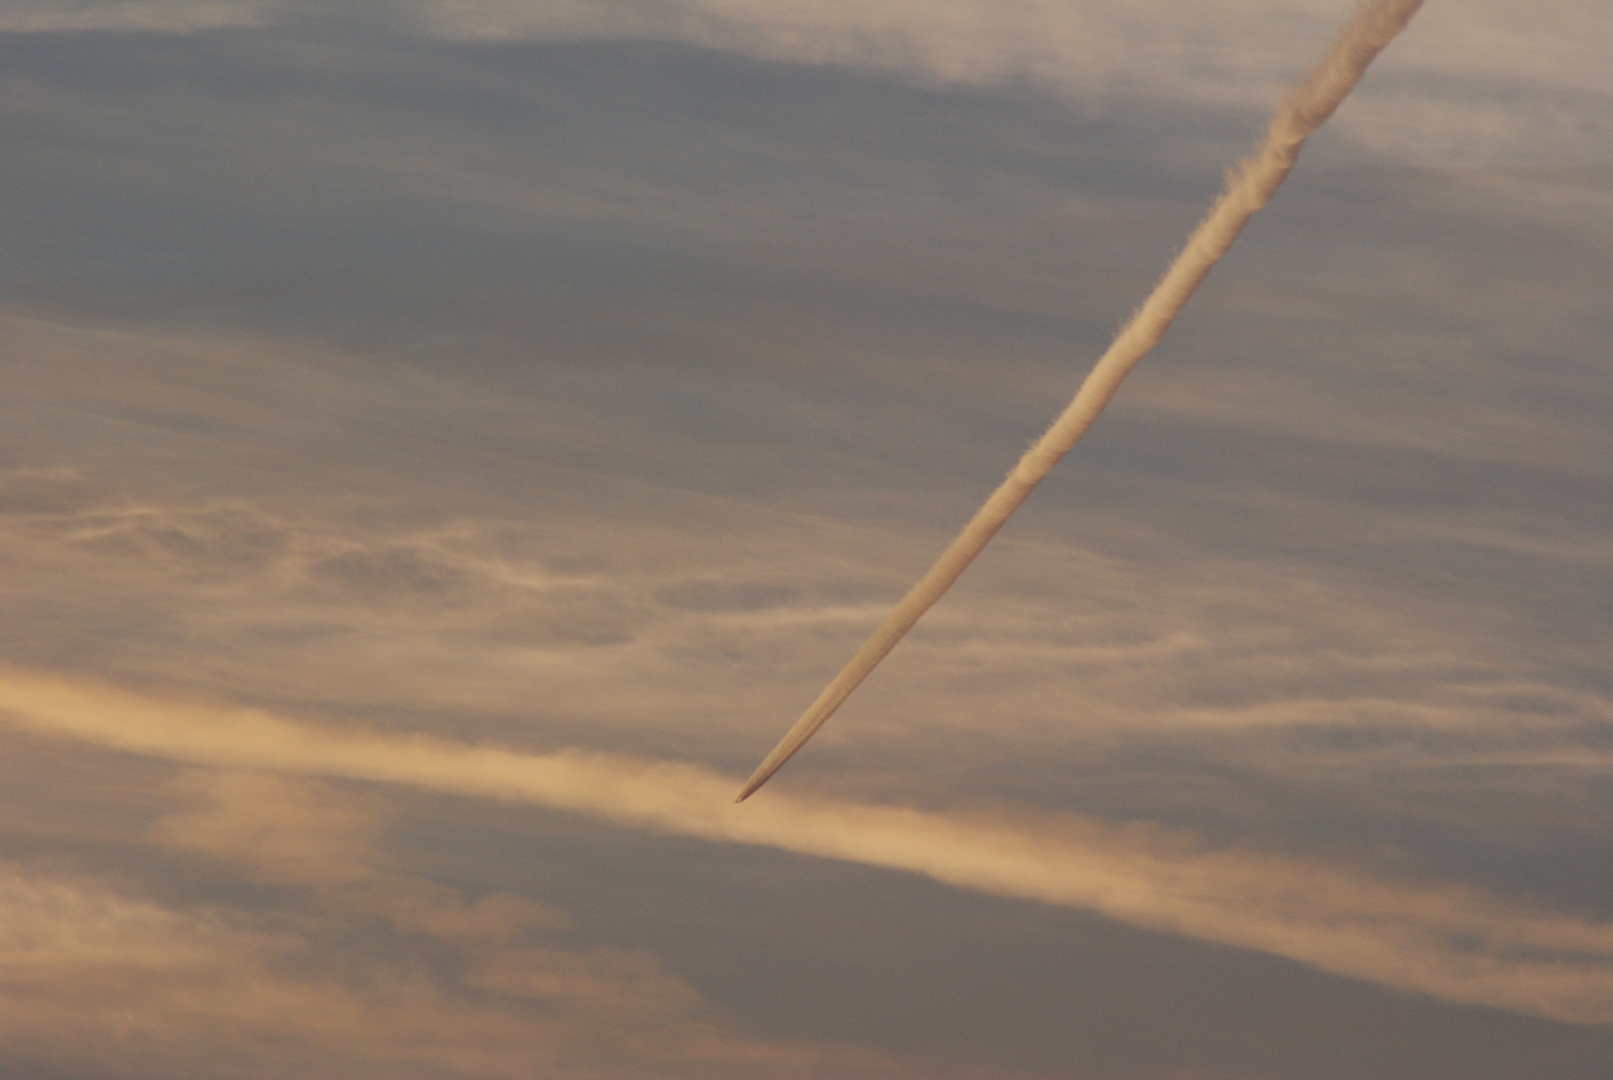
[737,0,1427,802]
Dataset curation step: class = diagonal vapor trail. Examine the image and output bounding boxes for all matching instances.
[737,0,1428,802]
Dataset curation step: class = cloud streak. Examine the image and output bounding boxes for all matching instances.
[4,665,1612,1027]
[738,0,1427,799]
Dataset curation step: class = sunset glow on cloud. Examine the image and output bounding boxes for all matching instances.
[3,1,1611,1076]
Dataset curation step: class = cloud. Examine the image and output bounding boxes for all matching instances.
[4,666,1612,1027]
[0,468,101,516]
[154,767,574,937]
[154,769,390,885]
[403,0,1613,170]
[0,857,852,1079]
[1,333,1606,835]
[2,7,1606,1075]
[11,0,1604,174]
[0,762,895,1078]
[0,0,267,34]
[409,0,1342,104]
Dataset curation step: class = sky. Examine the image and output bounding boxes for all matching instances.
[1,0,1611,1077]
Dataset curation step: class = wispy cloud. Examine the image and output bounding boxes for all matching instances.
[3,4,1609,1074]
[2,312,1606,833]
[153,767,575,937]
[4,666,1612,1026]
[0,857,848,1079]
[407,0,1613,170]
[0,762,893,1079]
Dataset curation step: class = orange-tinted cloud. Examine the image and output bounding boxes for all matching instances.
[4,665,1611,1027]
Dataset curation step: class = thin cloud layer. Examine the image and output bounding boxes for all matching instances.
[4,666,1612,1026]
[8,0,1603,170]
[0,0,267,33]
[1,763,890,1079]
[0,856,855,1079]
[407,0,1613,169]
[2,311,1608,842]
[3,4,1610,1074]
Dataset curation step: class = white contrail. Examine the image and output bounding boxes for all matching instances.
[737,0,1427,802]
